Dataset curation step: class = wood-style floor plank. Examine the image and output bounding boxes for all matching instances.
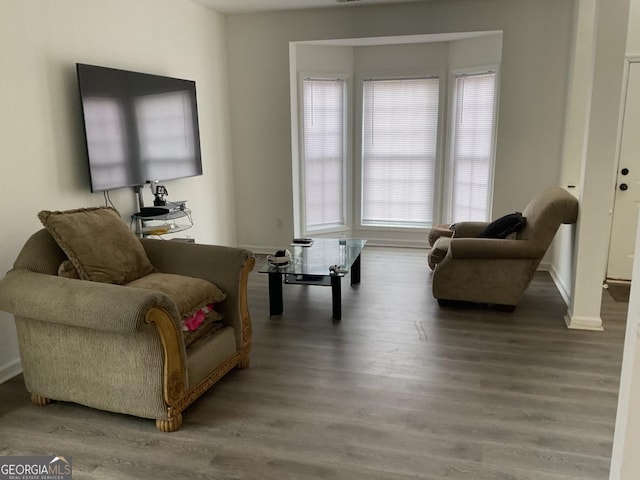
[0,247,627,479]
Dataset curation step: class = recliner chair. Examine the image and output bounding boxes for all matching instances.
[429,187,578,310]
[0,207,254,431]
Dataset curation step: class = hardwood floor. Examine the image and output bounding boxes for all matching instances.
[0,247,627,479]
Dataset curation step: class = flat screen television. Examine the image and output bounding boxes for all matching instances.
[76,63,203,192]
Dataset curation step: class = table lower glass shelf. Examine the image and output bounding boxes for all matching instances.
[285,274,336,286]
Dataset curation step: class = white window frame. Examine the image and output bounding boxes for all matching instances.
[443,66,500,223]
[293,66,499,241]
[297,73,351,236]
[355,72,446,234]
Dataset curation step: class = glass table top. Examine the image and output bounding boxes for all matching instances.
[258,238,367,277]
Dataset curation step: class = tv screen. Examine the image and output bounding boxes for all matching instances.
[76,63,203,192]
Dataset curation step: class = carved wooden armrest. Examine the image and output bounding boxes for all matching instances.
[145,306,186,432]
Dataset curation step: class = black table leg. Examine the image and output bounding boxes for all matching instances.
[351,253,362,286]
[331,274,342,320]
[268,272,283,316]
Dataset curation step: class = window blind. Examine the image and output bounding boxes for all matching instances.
[302,79,346,230]
[450,72,497,222]
[361,78,439,227]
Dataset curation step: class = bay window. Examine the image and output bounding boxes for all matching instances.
[296,69,498,240]
[361,77,440,227]
[448,72,498,222]
[301,78,347,232]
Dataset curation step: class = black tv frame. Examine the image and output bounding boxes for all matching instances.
[76,63,203,193]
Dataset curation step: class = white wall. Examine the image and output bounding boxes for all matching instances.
[295,44,354,74]
[627,0,640,54]
[611,210,640,479]
[566,0,630,330]
[550,0,597,305]
[227,0,574,252]
[0,0,234,382]
[448,33,503,70]
[610,2,640,476]
[560,0,598,189]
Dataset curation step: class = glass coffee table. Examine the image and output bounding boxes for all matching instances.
[258,238,367,320]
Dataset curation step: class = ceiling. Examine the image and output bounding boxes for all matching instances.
[193,0,433,15]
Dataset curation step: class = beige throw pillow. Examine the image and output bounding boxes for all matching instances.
[126,272,227,349]
[125,272,227,316]
[39,207,154,284]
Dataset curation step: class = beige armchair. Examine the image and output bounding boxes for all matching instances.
[0,215,254,432]
[429,187,578,310]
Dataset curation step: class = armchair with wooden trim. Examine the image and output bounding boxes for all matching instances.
[0,207,254,432]
[428,187,578,310]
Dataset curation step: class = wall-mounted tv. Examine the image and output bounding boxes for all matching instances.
[76,63,203,192]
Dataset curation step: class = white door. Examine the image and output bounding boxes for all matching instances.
[608,61,640,281]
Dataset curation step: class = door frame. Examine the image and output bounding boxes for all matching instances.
[606,56,640,282]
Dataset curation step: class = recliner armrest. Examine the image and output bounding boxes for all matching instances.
[448,238,545,260]
[141,239,252,296]
[452,221,490,238]
[0,269,179,333]
[140,239,255,349]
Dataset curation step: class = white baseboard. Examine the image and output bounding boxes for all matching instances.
[546,264,604,330]
[240,240,429,255]
[361,239,428,248]
[547,264,571,307]
[0,357,22,384]
[547,265,606,331]
[564,313,604,331]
